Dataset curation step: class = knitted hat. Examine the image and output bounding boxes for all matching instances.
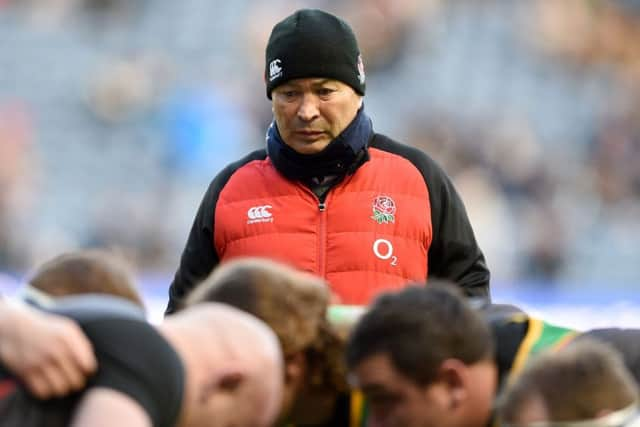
[265,9,366,99]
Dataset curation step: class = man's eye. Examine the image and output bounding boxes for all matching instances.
[281,90,297,98]
[318,88,334,96]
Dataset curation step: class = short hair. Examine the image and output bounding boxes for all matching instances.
[499,339,639,423]
[27,249,144,308]
[346,282,494,385]
[186,257,347,392]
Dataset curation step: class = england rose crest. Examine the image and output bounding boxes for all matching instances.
[371,195,396,224]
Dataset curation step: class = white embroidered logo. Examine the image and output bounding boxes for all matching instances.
[247,205,273,224]
[269,59,283,81]
[373,238,398,266]
[357,54,365,84]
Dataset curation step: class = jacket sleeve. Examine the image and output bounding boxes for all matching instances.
[423,156,491,299]
[165,150,268,315]
[165,180,220,315]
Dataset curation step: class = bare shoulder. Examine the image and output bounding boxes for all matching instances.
[71,388,152,427]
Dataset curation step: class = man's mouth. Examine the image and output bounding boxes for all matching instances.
[295,130,326,140]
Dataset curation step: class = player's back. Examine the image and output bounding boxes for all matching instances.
[483,304,640,390]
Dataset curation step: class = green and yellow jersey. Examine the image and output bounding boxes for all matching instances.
[490,313,579,386]
[486,307,640,427]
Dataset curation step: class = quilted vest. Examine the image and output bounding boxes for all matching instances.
[213,147,433,305]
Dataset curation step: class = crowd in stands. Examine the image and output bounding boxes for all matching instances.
[1,0,639,287]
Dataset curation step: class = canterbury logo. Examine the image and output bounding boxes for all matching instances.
[247,205,273,224]
[269,59,282,81]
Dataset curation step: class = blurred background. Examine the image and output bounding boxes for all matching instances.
[1,0,639,326]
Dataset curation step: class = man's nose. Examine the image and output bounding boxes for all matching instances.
[297,94,320,122]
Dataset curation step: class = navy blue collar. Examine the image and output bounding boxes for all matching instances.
[266,107,373,181]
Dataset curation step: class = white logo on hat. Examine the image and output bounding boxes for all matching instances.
[269,59,283,81]
[357,54,365,84]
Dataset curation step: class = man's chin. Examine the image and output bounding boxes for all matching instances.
[289,139,331,155]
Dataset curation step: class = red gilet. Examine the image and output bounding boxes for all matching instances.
[213,147,432,304]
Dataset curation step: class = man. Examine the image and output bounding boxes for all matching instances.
[0,250,145,401]
[0,297,283,427]
[346,284,496,427]
[488,305,640,388]
[184,257,363,427]
[19,249,145,308]
[0,249,145,401]
[166,8,490,313]
[498,339,640,427]
[346,284,640,427]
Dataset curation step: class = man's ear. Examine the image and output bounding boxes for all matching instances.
[218,370,244,392]
[199,365,245,403]
[285,352,307,386]
[436,359,469,409]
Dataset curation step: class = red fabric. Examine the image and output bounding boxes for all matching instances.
[0,379,16,400]
[214,147,432,305]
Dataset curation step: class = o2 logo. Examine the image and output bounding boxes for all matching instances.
[373,239,398,266]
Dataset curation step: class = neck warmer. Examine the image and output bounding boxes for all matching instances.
[266,107,373,181]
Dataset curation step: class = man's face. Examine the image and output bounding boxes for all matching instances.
[271,78,362,155]
[351,353,453,427]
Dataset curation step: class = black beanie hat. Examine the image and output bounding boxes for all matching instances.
[265,9,366,99]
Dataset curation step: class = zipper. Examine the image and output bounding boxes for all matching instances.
[317,196,328,278]
[295,182,330,279]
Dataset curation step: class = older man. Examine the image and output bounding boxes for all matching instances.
[166,8,489,313]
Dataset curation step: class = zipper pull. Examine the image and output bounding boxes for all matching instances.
[318,202,326,212]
